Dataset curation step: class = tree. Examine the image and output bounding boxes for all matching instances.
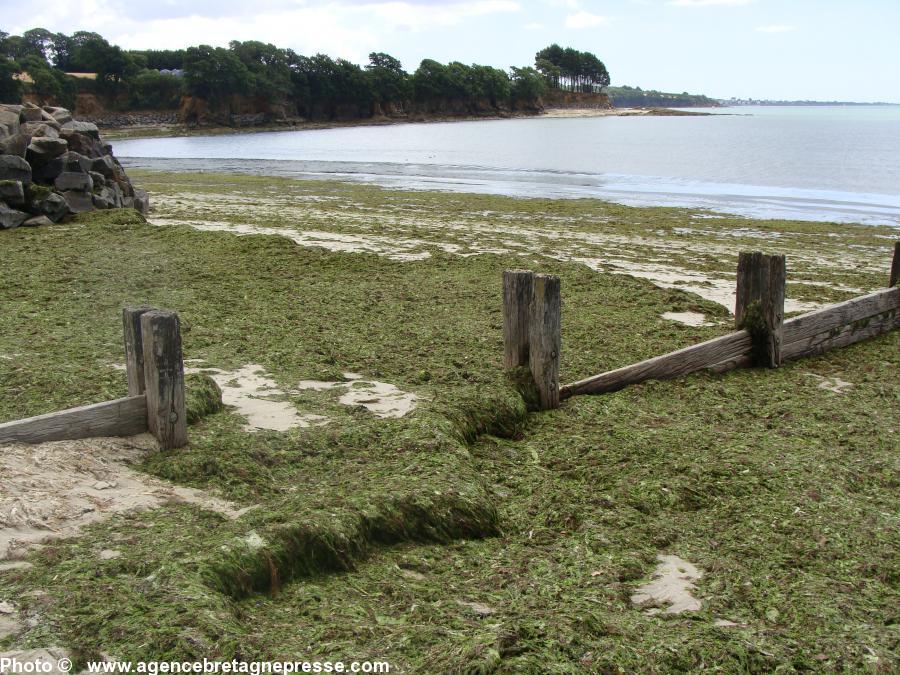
[0,58,23,102]
[509,66,547,104]
[183,45,252,102]
[365,52,409,104]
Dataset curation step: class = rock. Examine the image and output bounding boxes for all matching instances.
[55,171,93,192]
[60,129,102,157]
[0,155,31,183]
[60,190,94,213]
[133,188,150,214]
[92,186,114,209]
[0,203,28,229]
[61,120,100,139]
[37,151,90,182]
[0,180,25,206]
[34,192,68,222]
[109,182,124,208]
[88,170,106,187]
[22,105,43,122]
[23,215,53,227]
[0,133,28,158]
[90,155,116,178]
[48,108,73,125]
[22,122,60,139]
[26,138,68,167]
[0,110,20,138]
[38,112,62,130]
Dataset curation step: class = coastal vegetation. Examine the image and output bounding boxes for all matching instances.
[1,171,897,670]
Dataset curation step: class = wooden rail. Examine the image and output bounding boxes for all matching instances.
[507,243,900,408]
[0,306,188,448]
[0,396,148,444]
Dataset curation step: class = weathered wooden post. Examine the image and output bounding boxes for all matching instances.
[890,241,899,288]
[140,309,187,449]
[529,274,561,410]
[122,306,154,396]
[735,251,786,368]
[503,269,534,369]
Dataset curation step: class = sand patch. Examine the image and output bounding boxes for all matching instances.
[631,554,703,615]
[185,363,327,432]
[0,435,250,561]
[805,373,854,394]
[661,311,714,327]
[296,377,418,418]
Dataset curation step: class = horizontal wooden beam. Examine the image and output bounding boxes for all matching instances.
[782,303,899,361]
[0,395,148,445]
[560,329,753,399]
[781,286,899,346]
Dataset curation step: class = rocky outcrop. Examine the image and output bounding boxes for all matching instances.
[0,102,148,230]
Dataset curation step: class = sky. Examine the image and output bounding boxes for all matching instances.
[5,0,899,102]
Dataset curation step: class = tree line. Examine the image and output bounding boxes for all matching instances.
[2,30,596,118]
[534,44,610,93]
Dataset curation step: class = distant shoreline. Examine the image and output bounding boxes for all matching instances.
[101,106,711,141]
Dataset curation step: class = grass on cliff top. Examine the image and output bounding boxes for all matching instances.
[0,181,897,673]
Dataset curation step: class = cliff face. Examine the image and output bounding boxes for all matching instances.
[542,90,611,109]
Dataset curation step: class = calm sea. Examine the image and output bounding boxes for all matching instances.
[115,106,900,227]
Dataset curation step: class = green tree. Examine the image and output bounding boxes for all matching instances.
[365,52,409,104]
[183,45,252,102]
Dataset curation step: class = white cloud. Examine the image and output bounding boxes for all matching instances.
[668,0,754,6]
[524,21,544,30]
[364,0,521,32]
[565,11,609,28]
[756,24,795,33]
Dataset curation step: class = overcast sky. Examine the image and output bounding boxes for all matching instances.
[5,0,899,102]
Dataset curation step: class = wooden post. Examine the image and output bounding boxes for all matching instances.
[122,306,154,396]
[140,309,187,449]
[890,241,899,288]
[503,269,534,369]
[529,274,561,410]
[735,251,786,368]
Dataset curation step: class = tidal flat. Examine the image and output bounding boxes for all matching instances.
[0,173,897,672]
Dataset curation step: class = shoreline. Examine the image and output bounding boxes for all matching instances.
[101,106,713,140]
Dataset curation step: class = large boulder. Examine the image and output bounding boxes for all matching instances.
[21,104,43,122]
[0,134,28,158]
[36,151,90,182]
[61,120,100,139]
[26,137,69,168]
[60,128,102,157]
[0,110,20,138]
[60,190,93,213]
[133,188,150,215]
[33,191,69,222]
[0,155,31,183]
[45,107,73,125]
[0,202,28,229]
[0,180,25,206]
[22,122,60,139]
[55,171,93,192]
[90,155,116,178]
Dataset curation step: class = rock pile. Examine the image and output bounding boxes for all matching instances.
[0,102,148,230]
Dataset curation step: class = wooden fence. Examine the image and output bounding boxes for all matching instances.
[0,306,188,448]
[505,243,900,410]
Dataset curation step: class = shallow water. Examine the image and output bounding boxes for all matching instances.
[116,106,900,226]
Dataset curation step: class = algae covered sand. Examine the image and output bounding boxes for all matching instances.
[0,176,897,672]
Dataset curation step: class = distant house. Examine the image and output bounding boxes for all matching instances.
[65,72,98,80]
[158,69,184,78]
